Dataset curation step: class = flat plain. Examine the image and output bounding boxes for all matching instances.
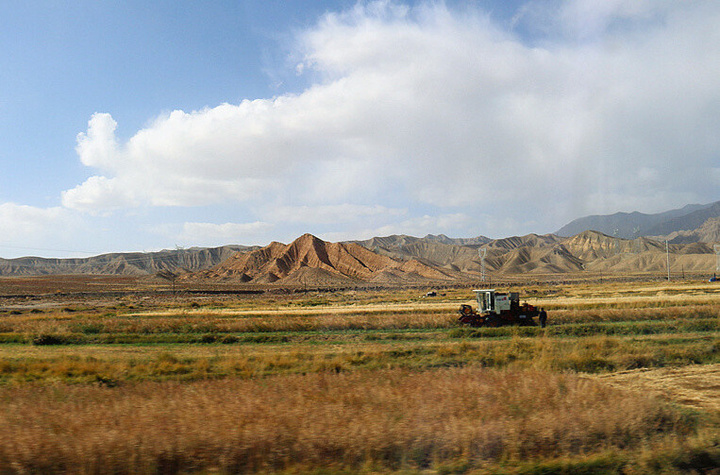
[0,276,719,473]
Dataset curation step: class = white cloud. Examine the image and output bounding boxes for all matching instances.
[75,113,120,169]
[0,203,69,240]
[0,203,86,257]
[62,176,138,213]
[178,221,274,247]
[266,204,406,224]
[63,1,720,235]
[557,0,667,39]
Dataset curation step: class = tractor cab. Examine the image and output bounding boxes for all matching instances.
[473,289,519,315]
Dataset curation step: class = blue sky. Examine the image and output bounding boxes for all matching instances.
[1,1,719,258]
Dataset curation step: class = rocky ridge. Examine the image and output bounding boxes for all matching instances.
[191,233,459,284]
[3,200,720,282]
[0,246,252,277]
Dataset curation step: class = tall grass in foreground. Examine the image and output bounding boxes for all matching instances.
[0,367,697,474]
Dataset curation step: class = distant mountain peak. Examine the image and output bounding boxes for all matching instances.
[556,201,720,240]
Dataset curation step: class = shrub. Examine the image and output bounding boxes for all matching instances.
[219,335,239,344]
[32,334,67,345]
[198,334,218,343]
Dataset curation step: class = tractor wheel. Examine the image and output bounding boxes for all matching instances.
[459,304,474,316]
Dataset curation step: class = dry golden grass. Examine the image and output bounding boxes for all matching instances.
[594,363,720,412]
[0,332,716,385]
[1,278,720,472]
[0,367,695,473]
[0,311,458,336]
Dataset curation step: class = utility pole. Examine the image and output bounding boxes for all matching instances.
[157,270,178,295]
[633,227,641,254]
[613,229,619,256]
[666,240,670,282]
[479,247,487,282]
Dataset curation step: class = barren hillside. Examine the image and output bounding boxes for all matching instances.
[190,234,459,284]
[0,246,251,277]
[2,225,717,283]
[353,230,716,277]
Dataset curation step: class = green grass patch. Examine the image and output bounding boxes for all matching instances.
[451,318,720,339]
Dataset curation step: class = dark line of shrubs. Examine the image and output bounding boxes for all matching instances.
[450,318,720,339]
[27,333,291,346]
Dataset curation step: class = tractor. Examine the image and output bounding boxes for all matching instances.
[458,289,545,328]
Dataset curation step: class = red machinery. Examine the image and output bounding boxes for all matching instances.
[458,289,543,327]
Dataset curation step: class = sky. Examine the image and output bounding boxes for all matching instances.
[1,0,719,258]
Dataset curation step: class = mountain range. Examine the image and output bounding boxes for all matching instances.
[353,231,714,276]
[556,200,720,240]
[2,201,719,282]
[0,245,252,277]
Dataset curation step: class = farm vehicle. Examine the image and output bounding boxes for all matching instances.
[458,289,546,328]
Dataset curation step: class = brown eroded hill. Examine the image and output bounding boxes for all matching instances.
[561,231,715,273]
[486,234,563,251]
[0,246,252,277]
[352,230,716,277]
[354,233,584,275]
[192,234,459,284]
[354,236,484,273]
[482,231,714,275]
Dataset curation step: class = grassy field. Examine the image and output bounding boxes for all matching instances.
[0,278,719,473]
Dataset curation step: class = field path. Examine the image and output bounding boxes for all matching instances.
[593,364,720,412]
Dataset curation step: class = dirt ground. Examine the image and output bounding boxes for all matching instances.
[593,364,720,413]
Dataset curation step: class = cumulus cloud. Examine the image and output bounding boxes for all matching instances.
[75,113,121,169]
[63,1,720,235]
[0,203,86,257]
[266,204,406,224]
[514,0,666,40]
[62,176,138,213]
